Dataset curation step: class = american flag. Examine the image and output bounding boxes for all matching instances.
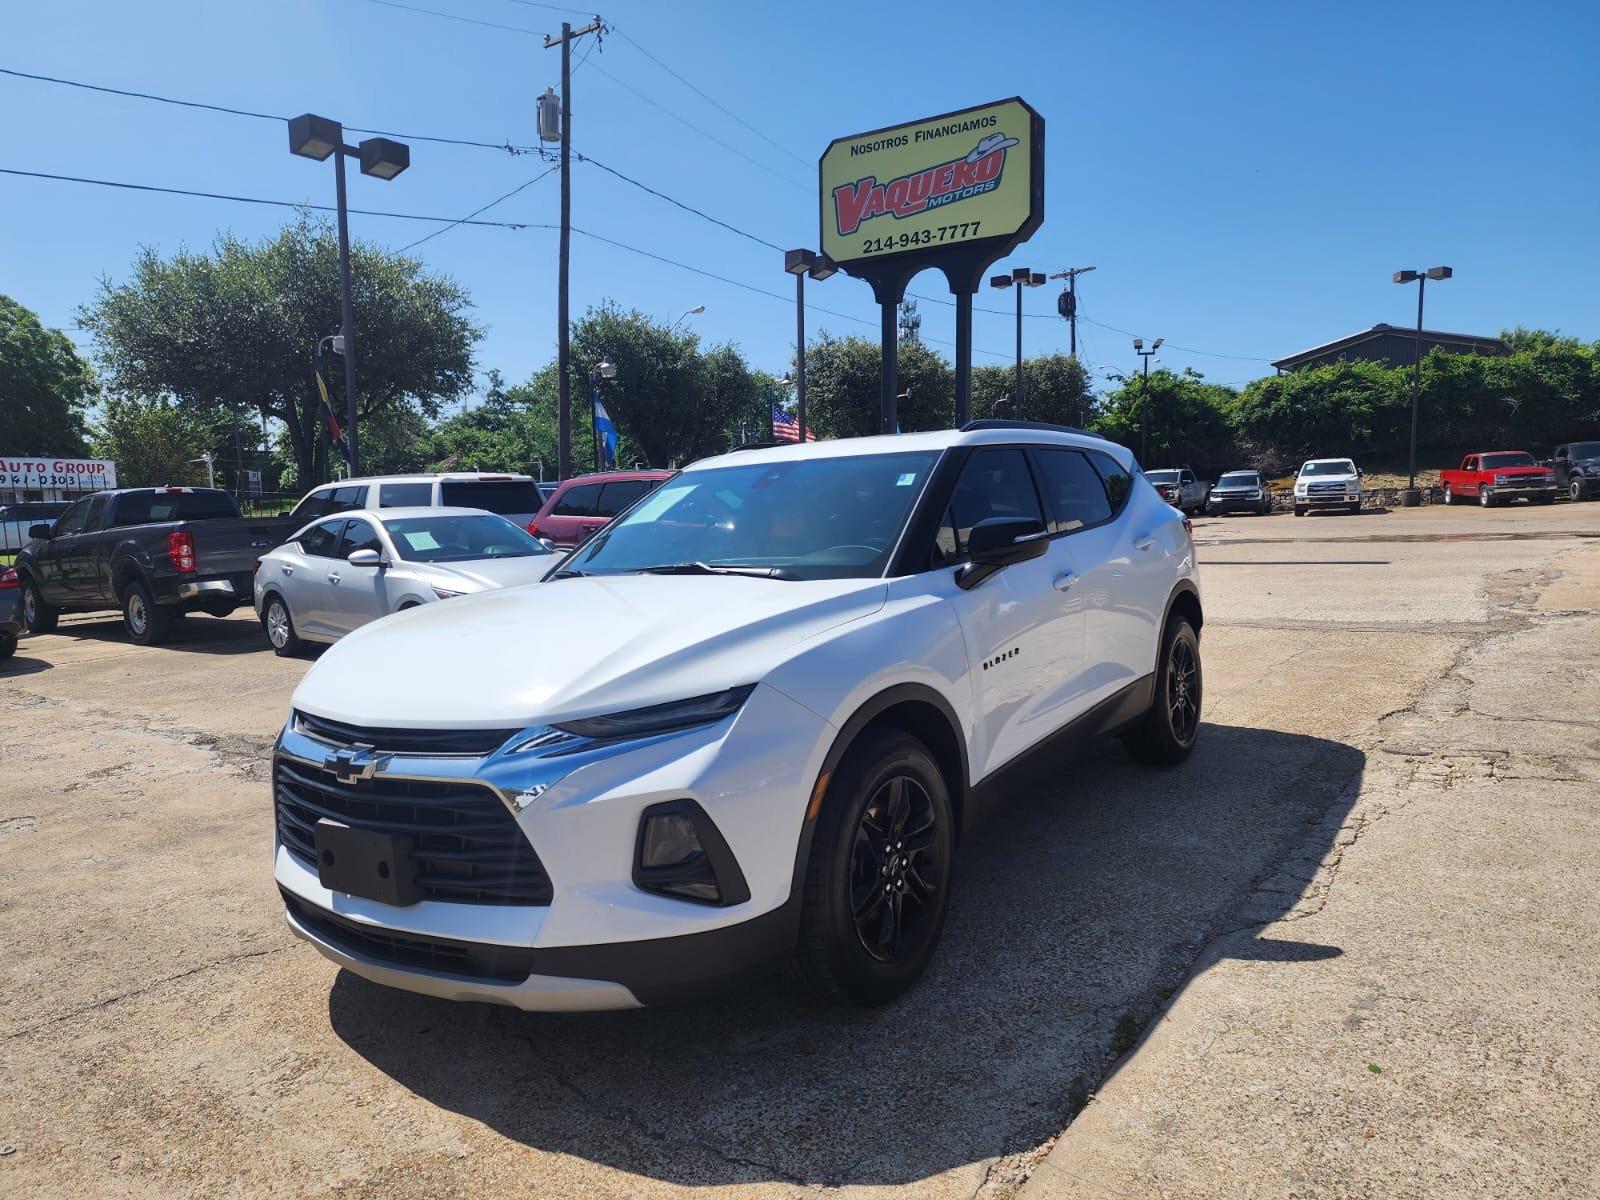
[771,405,816,443]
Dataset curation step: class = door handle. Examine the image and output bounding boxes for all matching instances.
[1053,571,1078,592]
[327,573,341,584]
[1134,535,1155,551]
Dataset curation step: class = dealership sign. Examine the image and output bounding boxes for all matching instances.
[1,456,118,491]
[820,98,1044,272]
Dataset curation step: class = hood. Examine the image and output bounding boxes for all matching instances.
[418,556,555,592]
[291,573,887,728]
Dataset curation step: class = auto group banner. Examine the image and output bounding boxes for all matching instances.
[1,456,119,491]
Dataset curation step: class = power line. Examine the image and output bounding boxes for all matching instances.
[584,60,810,192]
[0,65,539,154]
[359,0,546,36]
[0,167,533,228]
[608,27,812,171]
[576,152,784,252]
[494,0,598,14]
[400,163,559,251]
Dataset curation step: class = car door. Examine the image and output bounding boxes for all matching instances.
[33,497,93,601]
[327,516,392,634]
[926,446,1087,780]
[281,518,347,637]
[1033,447,1165,711]
[545,482,604,547]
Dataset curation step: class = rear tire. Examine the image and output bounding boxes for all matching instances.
[121,579,172,646]
[793,729,955,1007]
[262,594,304,657]
[1123,616,1202,766]
[20,576,58,634]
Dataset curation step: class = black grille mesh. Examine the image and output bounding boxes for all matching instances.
[274,757,553,906]
[294,710,520,757]
[282,889,535,982]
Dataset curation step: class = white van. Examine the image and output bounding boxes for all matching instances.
[289,473,542,528]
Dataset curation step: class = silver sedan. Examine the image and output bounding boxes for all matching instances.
[253,507,554,656]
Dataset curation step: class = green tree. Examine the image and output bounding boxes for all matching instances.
[802,333,953,438]
[1096,367,1240,473]
[77,215,481,489]
[567,303,754,467]
[428,368,560,478]
[89,396,211,487]
[972,353,1095,426]
[1,293,95,453]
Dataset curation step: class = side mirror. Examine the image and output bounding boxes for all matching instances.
[538,537,555,551]
[28,523,54,539]
[958,517,1048,590]
[347,548,385,567]
[1357,467,1365,476]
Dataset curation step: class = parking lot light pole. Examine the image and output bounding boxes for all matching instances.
[1393,266,1453,504]
[1134,337,1162,463]
[289,114,409,477]
[785,250,836,443]
[990,268,1047,411]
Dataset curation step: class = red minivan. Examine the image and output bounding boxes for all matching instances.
[527,470,673,550]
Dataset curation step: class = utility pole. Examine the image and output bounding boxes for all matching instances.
[1049,266,1096,357]
[543,18,605,482]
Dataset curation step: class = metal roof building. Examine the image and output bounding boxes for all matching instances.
[1272,324,1512,373]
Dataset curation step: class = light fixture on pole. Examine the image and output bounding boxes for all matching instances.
[588,356,617,472]
[289,113,409,478]
[667,304,705,334]
[989,268,1047,411]
[1393,266,1453,505]
[785,249,836,443]
[1133,337,1162,463]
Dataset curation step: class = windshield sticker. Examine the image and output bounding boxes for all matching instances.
[896,473,917,487]
[401,531,442,551]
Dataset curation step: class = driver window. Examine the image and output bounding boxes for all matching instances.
[51,499,93,538]
[337,518,383,558]
[932,448,1045,567]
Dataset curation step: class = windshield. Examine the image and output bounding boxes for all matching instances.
[1218,472,1260,486]
[381,514,551,562]
[1143,470,1180,485]
[1481,452,1536,470]
[566,451,940,581]
[1300,461,1355,476]
[1571,442,1600,460]
[438,480,539,515]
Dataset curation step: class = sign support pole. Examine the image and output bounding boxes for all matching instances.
[954,290,974,425]
[880,301,898,434]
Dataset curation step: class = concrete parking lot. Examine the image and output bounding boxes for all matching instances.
[2,502,1596,1199]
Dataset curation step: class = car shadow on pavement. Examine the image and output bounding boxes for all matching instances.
[48,613,271,656]
[0,652,52,675]
[327,722,1364,1190]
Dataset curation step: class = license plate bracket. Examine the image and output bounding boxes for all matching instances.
[313,818,422,907]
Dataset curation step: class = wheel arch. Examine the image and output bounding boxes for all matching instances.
[1163,579,1204,639]
[788,683,971,905]
[110,557,146,598]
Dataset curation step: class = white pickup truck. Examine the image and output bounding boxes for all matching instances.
[1292,458,1363,516]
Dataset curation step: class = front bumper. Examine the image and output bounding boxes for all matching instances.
[1207,493,1268,513]
[273,682,830,1009]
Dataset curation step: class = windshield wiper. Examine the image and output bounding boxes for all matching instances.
[637,561,799,580]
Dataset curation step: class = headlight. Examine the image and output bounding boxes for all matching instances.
[1493,474,1512,485]
[431,586,463,600]
[553,685,755,741]
[1584,465,1600,476]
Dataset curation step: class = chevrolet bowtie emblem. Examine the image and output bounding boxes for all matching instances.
[325,745,390,785]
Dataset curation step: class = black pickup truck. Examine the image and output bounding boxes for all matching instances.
[13,487,300,645]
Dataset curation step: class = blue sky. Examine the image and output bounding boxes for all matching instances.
[3,0,1596,405]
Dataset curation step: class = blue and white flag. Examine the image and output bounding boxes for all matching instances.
[593,393,619,467]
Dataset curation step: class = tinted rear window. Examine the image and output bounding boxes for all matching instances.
[111,491,240,525]
[378,482,433,507]
[551,483,603,517]
[439,480,538,515]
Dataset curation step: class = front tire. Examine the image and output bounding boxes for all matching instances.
[1443,483,1455,505]
[1479,487,1495,508]
[1123,616,1202,766]
[1570,478,1588,503]
[1293,504,1306,517]
[121,579,172,646]
[0,633,16,660]
[793,729,955,1007]
[20,576,58,634]
[262,594,304,657]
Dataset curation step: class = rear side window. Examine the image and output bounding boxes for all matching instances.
[933,448,1046,566]
[552,483,603,517]
[440,480,538,515]
[1088,454,1134,515]
[378,482,433,507]
[596,478,657,517]
[1034,449,1114,533]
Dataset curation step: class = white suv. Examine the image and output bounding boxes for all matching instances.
[272,424,1203,1010]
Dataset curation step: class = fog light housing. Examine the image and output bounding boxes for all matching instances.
[633,799,750,907]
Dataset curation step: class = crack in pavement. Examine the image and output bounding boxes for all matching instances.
[6,944,300,1040]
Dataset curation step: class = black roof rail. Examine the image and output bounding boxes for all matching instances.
[959,418,1104,438]
[727,441,784,453]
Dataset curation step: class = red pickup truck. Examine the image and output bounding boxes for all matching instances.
[1438,452,1557,508]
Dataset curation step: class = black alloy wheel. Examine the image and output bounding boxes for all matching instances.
[1123,615,1203,766]
[20,577,58,634]
[794,729,955,1006]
